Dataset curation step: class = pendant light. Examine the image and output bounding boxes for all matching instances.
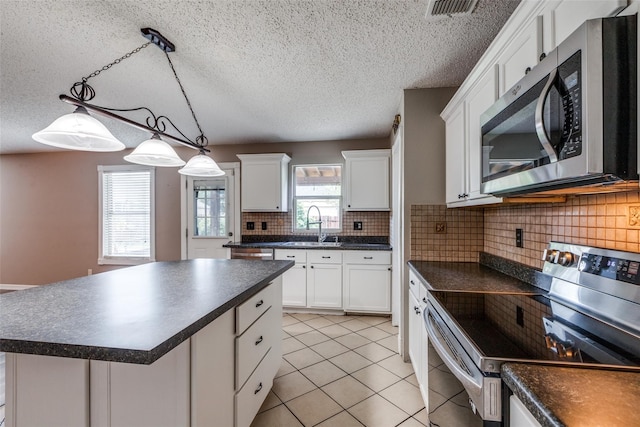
[32,106,125,152]
[34,28,220,176]
[124,133,185,167]
[179,150,225,177]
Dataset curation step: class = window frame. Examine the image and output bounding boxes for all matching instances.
[291,164,342,234]
[98,165,156,265]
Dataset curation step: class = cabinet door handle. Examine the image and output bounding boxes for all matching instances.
[310,265,314,269]
[410,280,415,285]
[254,382,263,394]
[303,265,306,269]
[388,267,392,271]
[276,206,279,209]
[255,299,264,308]
[422,297,427,303]
[364,256,373,260]
[255,336,264,345]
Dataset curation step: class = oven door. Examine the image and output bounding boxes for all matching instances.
[425,303,502,424]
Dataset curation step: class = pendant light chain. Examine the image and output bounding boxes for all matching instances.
[82,41,152,82]
[164,52,208,147]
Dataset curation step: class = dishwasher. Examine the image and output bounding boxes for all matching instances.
[230,247,274,261]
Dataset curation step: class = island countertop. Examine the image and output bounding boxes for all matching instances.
[0,259,293,364]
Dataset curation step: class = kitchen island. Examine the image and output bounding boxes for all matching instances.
[0,258,293,427]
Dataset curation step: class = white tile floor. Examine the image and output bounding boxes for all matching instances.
[251,313,427,427]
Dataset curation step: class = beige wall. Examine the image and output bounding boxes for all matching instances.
[0,137,388,285]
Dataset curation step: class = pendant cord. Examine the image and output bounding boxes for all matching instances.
[164,52,208,147]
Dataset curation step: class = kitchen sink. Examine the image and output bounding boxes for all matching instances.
[282,241,342,247]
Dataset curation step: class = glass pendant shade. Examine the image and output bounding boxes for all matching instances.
[178,153,225,177]
[32,107,125,152]
[124,134,186,167]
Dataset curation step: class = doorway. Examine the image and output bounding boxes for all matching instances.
[181,162,240,259]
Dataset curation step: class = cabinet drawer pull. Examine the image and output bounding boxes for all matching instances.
[255,336,264,345]
[254,382,263,394]
[364,256,373,260]
[255,299,264,308]
[286,255,295,258]
[321,256,331,259]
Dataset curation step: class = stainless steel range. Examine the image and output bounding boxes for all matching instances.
[425,242,640,426]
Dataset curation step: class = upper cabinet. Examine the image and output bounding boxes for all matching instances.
[497,16,543,97]
[342,149,391,211]
[237,153,291,212]
[441,0,629,208]
[445,67,502,207]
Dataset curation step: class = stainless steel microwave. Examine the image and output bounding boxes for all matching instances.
[480,15,637,197]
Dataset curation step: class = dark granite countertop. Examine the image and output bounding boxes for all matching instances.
[503,363,640,427]
[407,260,541,293]
[0,259,293,364]
[224,241,392,251]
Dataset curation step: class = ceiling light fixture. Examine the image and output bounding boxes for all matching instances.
[32,28,224,177]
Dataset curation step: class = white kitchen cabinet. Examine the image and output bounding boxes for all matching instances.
[342,149,390,211]
[445,67,502,208]
[275,249,307,307]
[307,251,343,309]
[445,103,466,205]
[510,395,542,427]
[542,0,627,54]
[408,269,429,406]
[343,251,391,313]
[237,153,291,212]
[498,16,543,96]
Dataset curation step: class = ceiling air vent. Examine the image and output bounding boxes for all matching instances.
[425,0,479,18]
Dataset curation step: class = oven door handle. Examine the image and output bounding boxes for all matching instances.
[425,310,483,397]
[534,67,559,163]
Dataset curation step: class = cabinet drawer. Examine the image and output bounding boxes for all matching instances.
[235,348,276,427]
[275,249,307,263]
[344,251,391,264]
[236,284,274,335]
[235,306,277,390]
[308,250,342,264]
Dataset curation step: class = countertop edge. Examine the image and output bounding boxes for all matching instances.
[224,242,392,251]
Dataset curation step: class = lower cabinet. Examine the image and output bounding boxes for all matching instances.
[510,395,542,427]
[308,251,343,309]
[408,270,429,405]
[343,251,391,313]
[276,249,392,314]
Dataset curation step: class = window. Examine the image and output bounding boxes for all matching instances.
[193,179,227,237]
[98,165,155,265]
[293,165,342,232]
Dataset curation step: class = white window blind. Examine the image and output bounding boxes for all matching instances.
[98,165,155,265]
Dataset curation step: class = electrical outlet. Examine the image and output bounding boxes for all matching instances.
[516,228,523,247]
[354,221,363,230]
[261,222,268,230]
[246,222,255,230]
[516,306,524,327]
[435,222,447,233]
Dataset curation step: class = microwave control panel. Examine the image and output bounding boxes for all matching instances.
[559,51,582,160]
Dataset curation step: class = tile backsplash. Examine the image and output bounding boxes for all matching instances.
[410,190,640,269]
[241,211,390,237]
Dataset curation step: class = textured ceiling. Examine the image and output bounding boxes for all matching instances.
[0,0,520,154]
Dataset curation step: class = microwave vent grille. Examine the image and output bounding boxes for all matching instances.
[425,0,478,18]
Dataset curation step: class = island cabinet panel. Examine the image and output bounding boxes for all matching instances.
[90,340,191,427]
[5,354,90,427]
[190,309,235,427]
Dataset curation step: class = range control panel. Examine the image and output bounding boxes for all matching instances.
[579,254,640,285]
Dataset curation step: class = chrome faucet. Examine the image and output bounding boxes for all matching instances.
[306,205,326,243]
